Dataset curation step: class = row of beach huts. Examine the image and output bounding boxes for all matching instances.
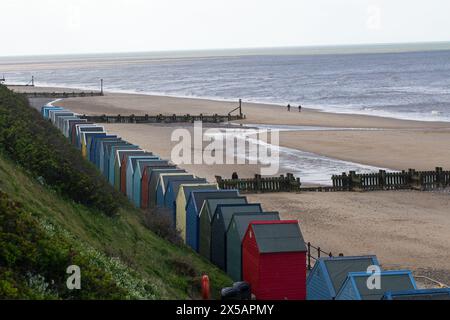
[41,104,450,300]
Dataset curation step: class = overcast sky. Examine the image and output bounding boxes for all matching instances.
[1,0,450,56]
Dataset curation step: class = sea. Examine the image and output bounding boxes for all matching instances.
[2,42,450,122]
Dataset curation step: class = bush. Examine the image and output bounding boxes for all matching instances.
[0,191,129,299]
[0,85,123,216]
[143,208,183,246]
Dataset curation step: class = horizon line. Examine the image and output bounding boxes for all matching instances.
[1,40,450,60]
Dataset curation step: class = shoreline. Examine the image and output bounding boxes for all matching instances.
[8,84,450,125]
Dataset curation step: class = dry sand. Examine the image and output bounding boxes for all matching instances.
[15,86,450,283]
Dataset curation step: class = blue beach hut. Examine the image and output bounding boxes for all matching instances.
[335,270,417,300]
[91,135,117,166]
[156,173,195,208]
[306,255,380,300]
[164,177,207,211]
[185,190,241,252]
[148,168,187,208]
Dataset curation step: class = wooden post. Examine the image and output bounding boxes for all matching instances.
[307,242,312,270]
[255,174,262,192]
[239,99,243,117]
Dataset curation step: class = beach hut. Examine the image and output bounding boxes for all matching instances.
[126,155,159,200]
[90,135,118,166]
[164,177,206,210]
[75,125,102,148]
[105,143,135,182]
[113,149,144,191]
[53,113,75,128]
[69,121,92,143]
[107,144,139,184]
[176,184,218,241]
[99,139,125,174]
[164,178,207,226]
[185,190,241,252]
[211,203,263,270]
[81,131,106,159]
[133,159,170,208]
[65,119,87,138]
[335,270,417,300]
[140,162,176,209]
[156,173,195,207]
[77,126,104,150]
[118,152,150,194]
[47,108,66,121]
[242,220,307,300]
[56,115,78,133]
[147,168,187,208]
[56,114,77,131]
[49,110,72,124]
[199,197,247,261]
[382,288,450,300]
[226,212,280,282]
[306,255,380,300]
[42,106,63,119]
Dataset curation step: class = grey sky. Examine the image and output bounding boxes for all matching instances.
[1,0,450,56]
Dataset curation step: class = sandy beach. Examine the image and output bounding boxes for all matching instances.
[12,85,450,283]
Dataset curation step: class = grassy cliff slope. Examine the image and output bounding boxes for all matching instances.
[0,85,231,299]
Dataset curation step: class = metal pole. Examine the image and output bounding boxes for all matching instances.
[100,79,104,95]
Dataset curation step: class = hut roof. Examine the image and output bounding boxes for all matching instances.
[230,212,280,241]
[189,190,240,213]
[215,204,262,230]
[340,271,417,300]
[383,288,450,300]
[250,220,307,253]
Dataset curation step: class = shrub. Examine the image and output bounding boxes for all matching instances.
[0,191,129,299]
[143,208,183,246]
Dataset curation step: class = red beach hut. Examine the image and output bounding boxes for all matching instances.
[242,220,307,300]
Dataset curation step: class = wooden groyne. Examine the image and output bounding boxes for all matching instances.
[332,167,450,192]
[216,167,450,194]
[215,173,301,193]
[24,91,104,99]
[80,113,245,124]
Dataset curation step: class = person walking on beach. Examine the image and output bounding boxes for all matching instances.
[298,105,302,112]
[287,104,291,112]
